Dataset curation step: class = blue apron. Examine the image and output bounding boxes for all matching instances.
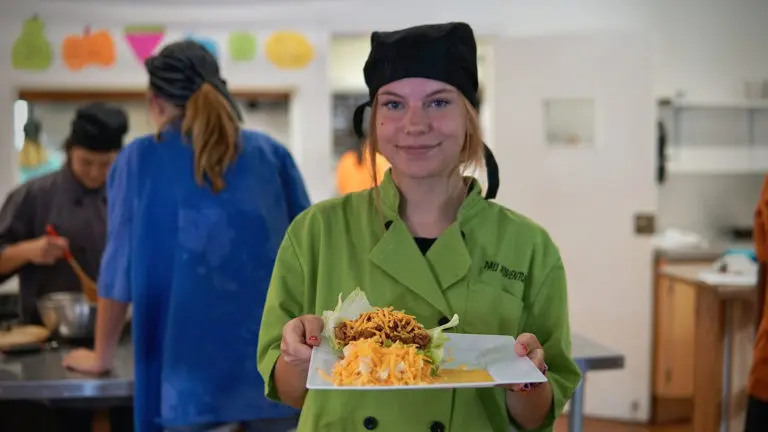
[99,128,309,431]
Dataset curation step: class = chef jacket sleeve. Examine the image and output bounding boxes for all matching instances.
[257,230,307,403]
[277,146,311,220]
[0,186,34,283]
[514,258,582,431]
[98,147,136,303]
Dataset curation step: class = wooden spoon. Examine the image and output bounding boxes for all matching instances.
[45,224,99,303]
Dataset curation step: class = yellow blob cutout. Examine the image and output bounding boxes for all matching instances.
[265,31,314,70]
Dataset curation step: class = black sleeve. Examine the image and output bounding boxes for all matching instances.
[0,186,34,283]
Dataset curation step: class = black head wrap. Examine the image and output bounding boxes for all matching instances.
[69,103,129,152]
[145,40,242,120]
[351,22,499,200]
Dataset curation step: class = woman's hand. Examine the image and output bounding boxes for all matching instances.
[62,348,110,375]
[280,315,324,367]
[24,235,69,265]
[504,332,548,392]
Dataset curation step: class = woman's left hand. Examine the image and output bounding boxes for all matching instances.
[62,348,109,375]
[502,332,548,392]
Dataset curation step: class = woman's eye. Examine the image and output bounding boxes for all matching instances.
[430,99,451,108]
[382,101,403,110]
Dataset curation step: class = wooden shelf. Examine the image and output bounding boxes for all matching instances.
[18,89,291,103]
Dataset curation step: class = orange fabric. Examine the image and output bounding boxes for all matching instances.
[335,149,390,195]
[749,175,768,400]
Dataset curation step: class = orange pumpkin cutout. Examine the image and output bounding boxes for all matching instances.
[62,26,116,71]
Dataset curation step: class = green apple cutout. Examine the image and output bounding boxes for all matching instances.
[12,15,53,71]
[229,31,257,62]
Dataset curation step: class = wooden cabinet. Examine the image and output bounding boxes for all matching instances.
[651,256,757,429]
[652,267,698,422]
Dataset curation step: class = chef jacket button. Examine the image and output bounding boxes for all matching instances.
[363,416,378,430]
[429,421,446,432]
[438,316,450,326]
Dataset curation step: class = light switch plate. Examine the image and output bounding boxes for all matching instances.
[634,213,656,235]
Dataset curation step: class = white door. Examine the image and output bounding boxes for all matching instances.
[490,34,656,421]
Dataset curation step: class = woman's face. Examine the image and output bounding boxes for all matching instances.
[375,78,466,180]
[69,146,118,190]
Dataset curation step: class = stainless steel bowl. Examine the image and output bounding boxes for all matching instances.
[37,292,96,338]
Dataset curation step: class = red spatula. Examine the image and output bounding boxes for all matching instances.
[45,224,98,303]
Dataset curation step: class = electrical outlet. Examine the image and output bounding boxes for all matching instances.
[634,213,655,235]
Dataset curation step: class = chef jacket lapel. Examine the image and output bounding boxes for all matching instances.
[425,223,471,291]
[426,181,484,291]
[368,171,452,317]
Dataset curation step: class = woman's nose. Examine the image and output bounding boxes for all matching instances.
[403,106,430,135]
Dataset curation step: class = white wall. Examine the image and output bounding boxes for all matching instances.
[1,0,768,424]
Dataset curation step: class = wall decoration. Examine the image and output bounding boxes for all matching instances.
[61,26,117,71]
[265,31,314,70]
[187,35,218,59]
[124,25,165,64]
[228,31,256,62]
[12,15,54,71]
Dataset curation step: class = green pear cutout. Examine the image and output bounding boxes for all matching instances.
[12,15,53,71]
[229,31,257,62]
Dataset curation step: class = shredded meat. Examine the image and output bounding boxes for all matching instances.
[334,307,431,349]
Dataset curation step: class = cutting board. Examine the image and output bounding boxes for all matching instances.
[0,325,50,352]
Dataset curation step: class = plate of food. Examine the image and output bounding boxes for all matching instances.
[306,289,547,390]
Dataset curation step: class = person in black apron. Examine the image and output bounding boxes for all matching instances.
[0,102,133,431]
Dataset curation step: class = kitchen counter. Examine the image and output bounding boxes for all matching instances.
[658,262,756,432]
[660,263,755,298]
[0,341,133,401]
[0,334,621,410]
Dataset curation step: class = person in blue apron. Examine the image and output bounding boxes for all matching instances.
[62,40,310,432]
[0,103,132,431]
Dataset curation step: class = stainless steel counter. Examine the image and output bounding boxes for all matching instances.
[0,333,622,432]
[0,342,133,400]
[567,334,624,432]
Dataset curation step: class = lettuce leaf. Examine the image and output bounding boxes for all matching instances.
[321,288,375,351]
[423,314,460,375]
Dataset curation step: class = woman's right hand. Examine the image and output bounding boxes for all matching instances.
[24,235,69,265]
[280,315,324,367]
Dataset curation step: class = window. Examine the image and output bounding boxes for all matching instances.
[13,99,29,151]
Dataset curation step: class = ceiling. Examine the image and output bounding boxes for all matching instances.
[41,0,343,3]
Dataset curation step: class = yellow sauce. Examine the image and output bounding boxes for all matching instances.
[437,368,495,384]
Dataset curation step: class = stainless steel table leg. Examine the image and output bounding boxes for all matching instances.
[569,362,587,432]
[721,302,733,432]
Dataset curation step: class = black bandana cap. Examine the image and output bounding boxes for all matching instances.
[351,22,498,200]
[145,40,242,120]
[69,102,129,152]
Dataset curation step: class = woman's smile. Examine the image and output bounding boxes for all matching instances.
[396,143,441,156]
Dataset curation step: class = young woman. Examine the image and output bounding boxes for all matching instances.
[0,102,132,432]
[258,22,581,431]
[63,40,311,432]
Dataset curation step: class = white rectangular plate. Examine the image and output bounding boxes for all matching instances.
[306,333,547,390]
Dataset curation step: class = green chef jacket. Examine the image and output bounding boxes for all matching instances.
[257,171,582,432]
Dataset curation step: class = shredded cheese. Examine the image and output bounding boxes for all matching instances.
[325,338,436,386]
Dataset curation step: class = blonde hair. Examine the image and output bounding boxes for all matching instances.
[367,95,485,225]
[156,82,240,193]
